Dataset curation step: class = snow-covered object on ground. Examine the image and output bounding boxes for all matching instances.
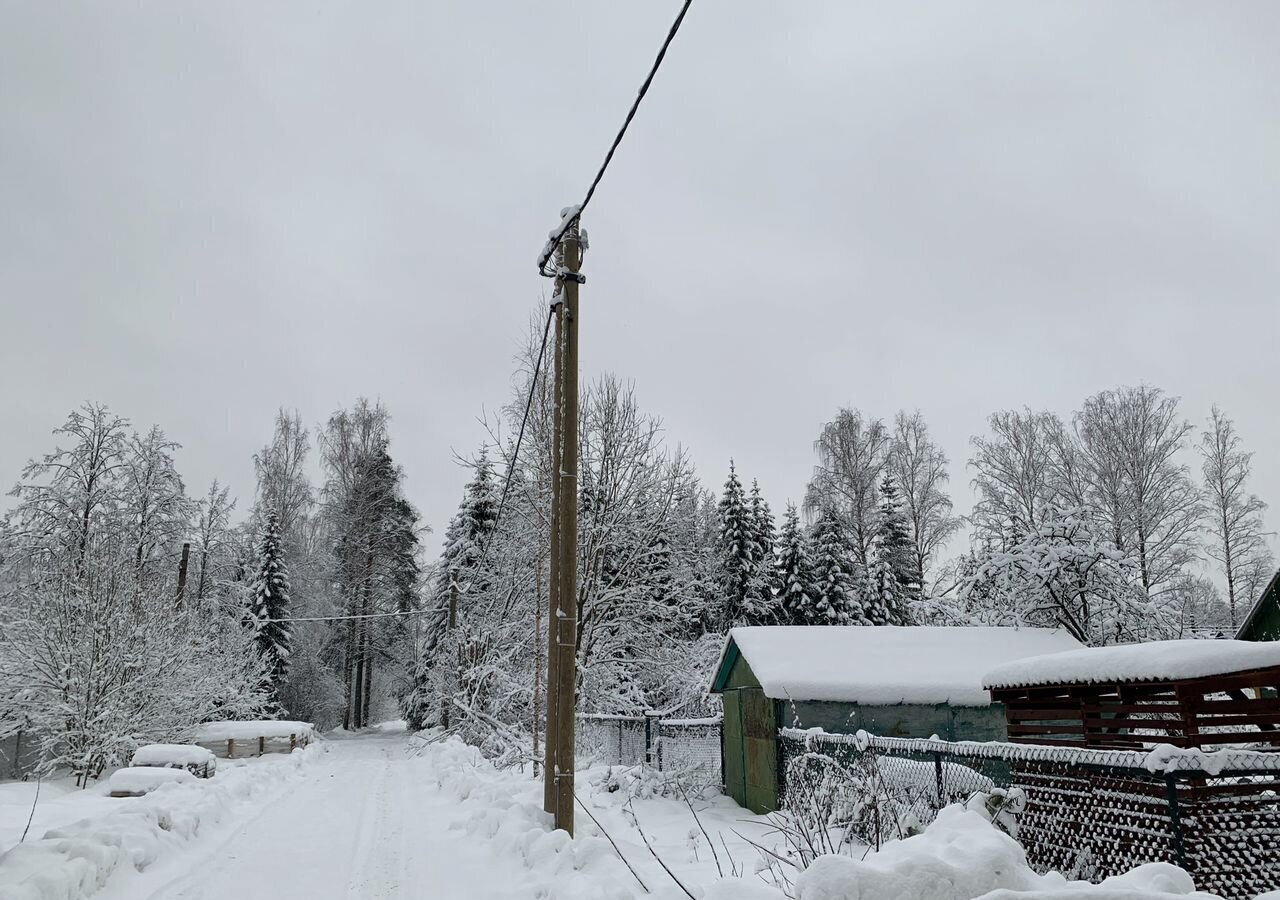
[190,719,314,743]
[983,640,1280,690]
[719,626,1083,705]
[0,745,315,900]
[106,766,197,796]
[787,807,1224,900]
[129,744,216,777]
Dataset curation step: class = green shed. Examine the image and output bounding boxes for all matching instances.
[709,625,1083,813]
[1237,569,1280,642]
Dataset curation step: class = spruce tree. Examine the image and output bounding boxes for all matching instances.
[437,447,499,602]
[869,474,917,623]
[245,512,292,700]
[718,461,759,628]
[809,505,869,625]
[749,479,776,563]
[748,479,779,620]
[776,502,816,625]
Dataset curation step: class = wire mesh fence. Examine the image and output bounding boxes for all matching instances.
[780,728,1280,900]
[578,713,721,783]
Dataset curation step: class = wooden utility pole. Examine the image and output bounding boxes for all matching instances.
[552,218,582,834]
[175,541,191,609]
[543,278,565,815]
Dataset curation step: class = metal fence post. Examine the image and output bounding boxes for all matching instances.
[644,714,653,766]
[1164,774,1187,870]
[934,752,945,805]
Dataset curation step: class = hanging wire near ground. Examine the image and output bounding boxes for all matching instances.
[536,0,695,277]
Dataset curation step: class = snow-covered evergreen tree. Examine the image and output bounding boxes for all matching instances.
[245,512,292,699]
[438,447,499,601]
[808,505,868,624]
[863,475,915,624]
[749,479,776,565]
[718,461,760,627]
[775,502,816,624]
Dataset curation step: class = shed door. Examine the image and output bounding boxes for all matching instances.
[721,690,747,806]
[740,687,778,813]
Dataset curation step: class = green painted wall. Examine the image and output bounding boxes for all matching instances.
[784,699,1008,741]
[1239,574,1280,641]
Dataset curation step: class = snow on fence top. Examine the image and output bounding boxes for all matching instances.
[982,639,1280,690]
[719,626,1083,706]
[192,720,315,742]
[780,726,1280,775]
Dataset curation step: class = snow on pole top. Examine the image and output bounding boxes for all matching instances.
[712,625,1083,707]
[983,639,1280,690]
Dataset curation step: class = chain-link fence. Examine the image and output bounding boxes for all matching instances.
[578,713,721,782]
[780,728,1280,900]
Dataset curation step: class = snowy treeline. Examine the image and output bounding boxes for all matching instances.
[957,390,1274,641]
[0,399,424,782]
[407,326,1274,761]
[0,405,271,783]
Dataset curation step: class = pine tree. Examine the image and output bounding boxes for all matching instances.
[809,505,868,625]
[246,512,292,700]
[776,502,816,624]
[718,461,759,628]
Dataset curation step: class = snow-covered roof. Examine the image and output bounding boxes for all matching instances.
[712,626,1084,707]
[983,639,1280,690]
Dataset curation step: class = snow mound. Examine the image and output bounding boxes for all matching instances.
[719,626,1083,706]
[788,808,1226,900]
[422,738,639,900]
[107,766,197,795]
[983,640,1280,690]
[130,744,216,770]
[0,745,316,900]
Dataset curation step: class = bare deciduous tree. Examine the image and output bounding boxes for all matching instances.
[968,408,1062,546]
[1075,385,1201,599]
[806,409,892,567]
[1199,406,1273,628]
[890,411,959,589]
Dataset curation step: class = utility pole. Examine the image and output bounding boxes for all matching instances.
[552,217,582,834]
[543,265,565,816]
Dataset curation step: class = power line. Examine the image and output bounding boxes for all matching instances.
[536,0,695,277]
[266,2,694,625]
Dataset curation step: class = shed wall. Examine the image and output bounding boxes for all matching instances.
[788,700,1007,741]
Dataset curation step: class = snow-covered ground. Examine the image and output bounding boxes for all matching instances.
[2,728,1266,900]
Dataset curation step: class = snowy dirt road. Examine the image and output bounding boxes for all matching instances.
[108,731,515,900]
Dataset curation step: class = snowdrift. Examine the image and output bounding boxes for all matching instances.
[0,745,316,900]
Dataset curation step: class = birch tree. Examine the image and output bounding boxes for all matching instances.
[806,409,892,567]
[1199,406,1273,627]
[890,410,959,590]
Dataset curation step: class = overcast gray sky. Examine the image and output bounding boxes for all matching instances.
[1,2,1277,560]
